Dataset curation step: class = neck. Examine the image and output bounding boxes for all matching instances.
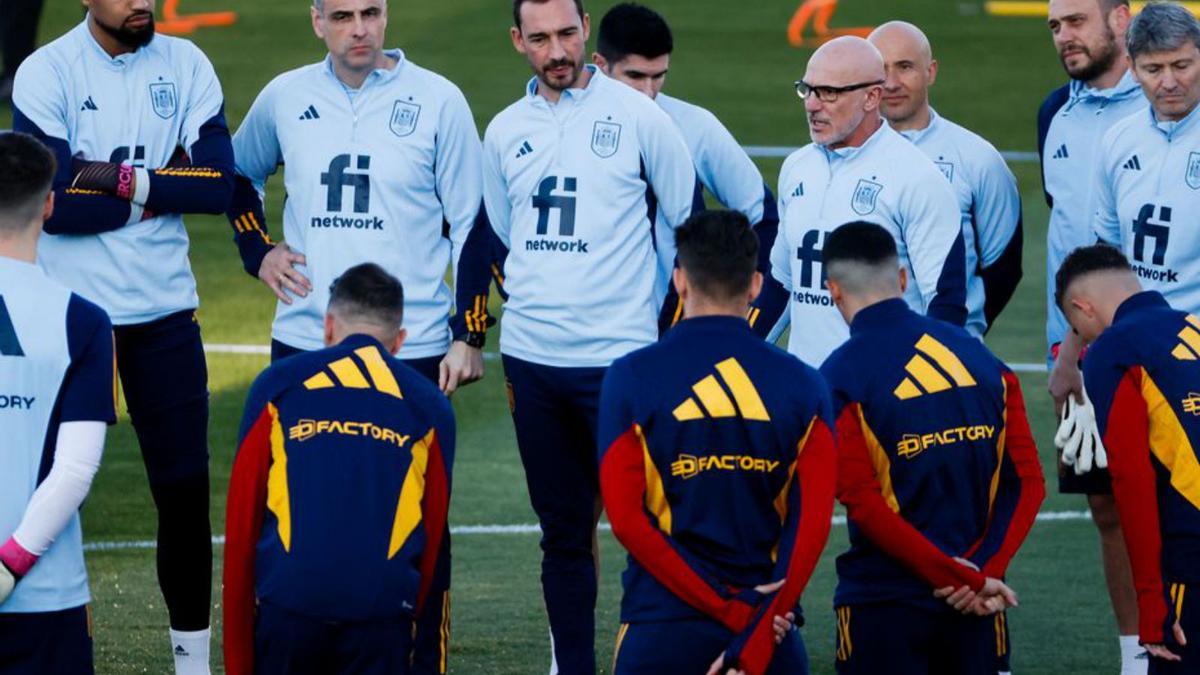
[1156,102,1199,123]
[888,103,932,132]
[334,50,394,89]
[0,228,39,264]
[841,292,900,325]
[682,297,749,320]
[1086,61,1128,91]
[828,114,883,151]
[539,66,592,103]
[87,15,134,58]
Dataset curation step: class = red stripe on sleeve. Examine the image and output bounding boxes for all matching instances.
[222,408,274,675]
[735,419,838,675]
[835,404,985,591]
[600,426,755,631]
[1103,369,1168,644]
[416,433,450,616]
[979,373,1047,578]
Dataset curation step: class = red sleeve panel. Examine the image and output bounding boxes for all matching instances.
[599,424,756,631]
[1104,368,1168,644]
[222,406,275,675]
[976,372,1046,578]
[732,418,838,675]
[416,431,450,617]
[835,404,984,591]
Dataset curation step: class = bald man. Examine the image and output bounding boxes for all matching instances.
[868,22,1022,339]
[767,36,965,366]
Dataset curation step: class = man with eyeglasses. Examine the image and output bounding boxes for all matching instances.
[765,36,965,367]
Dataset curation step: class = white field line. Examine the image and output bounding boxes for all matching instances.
[83,510,1090,553]
[203,343,1050,374]
[744,146,1039,164]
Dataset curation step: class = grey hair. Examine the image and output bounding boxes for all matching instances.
[1127,2,1200,60]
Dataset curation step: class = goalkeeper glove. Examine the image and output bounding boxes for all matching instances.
[1055,384,1108,475]
[71,158,137,200]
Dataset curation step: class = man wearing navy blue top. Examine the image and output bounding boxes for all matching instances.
[599,210,836,675]
[820,221,1044,675]
[223,263,454,675]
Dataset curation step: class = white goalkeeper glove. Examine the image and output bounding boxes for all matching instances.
[1055,384,1108,475]
[0,561,14,605]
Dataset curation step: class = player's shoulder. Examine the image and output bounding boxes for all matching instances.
[656,92,719,128]
[65,292,112,333]
[398,56,468,103]
[13,24,83,89]
[1102,105,1150,147]
[1039,83,1072,120]
[255,61,326,105]
[484,92,533,143]
[779,143,821,179]
[144,32,217,72]
[597,71,672,124]
[934,114,1004,161]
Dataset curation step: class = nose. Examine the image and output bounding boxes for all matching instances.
[131,0,152,11]
[635,80,656,98]
[1162,71,1181,91]
[804,94,822,113]
[883,67,901,91]
[548,36,567,61]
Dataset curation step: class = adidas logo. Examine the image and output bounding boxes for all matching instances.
[515,140,533,159]
[1052,144,1069,159]
[673,358,770,422]
[1123,155,1142,171]
[299,104,320,121]
[80,96,98,112]
[173,645,188,657]
[1170,315,1200,361]
[792,182,805,198]
[893,335,977,400]
[303,345,404,399]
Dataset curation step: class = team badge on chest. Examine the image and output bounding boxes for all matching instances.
[389,100,421,138]
[1186,152,1200,190]
[148,82,177,119]
[851,179,883,215]
[935,161,954,182]
[591,121,621,158]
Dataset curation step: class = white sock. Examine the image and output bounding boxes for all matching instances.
[1120,634,1148,675]
[170,628,211,675]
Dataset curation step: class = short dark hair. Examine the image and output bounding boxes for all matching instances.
[597,3,673,63]
[0,132,56,231]
[674,210,758,301]
[822,221,898,268]
[1054,244,1131,309]
[513,0,585,28]
[328,263,405,329]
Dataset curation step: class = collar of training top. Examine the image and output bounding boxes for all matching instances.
[1113,290,1170,326]
[849,297,911,336]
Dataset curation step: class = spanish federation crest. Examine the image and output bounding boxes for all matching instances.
[591,121,621,158]
[148,82,177,120]
[851,179,883,215]
[935,161,955,183]
[389,100,421,138]
[1187,152,1200,190]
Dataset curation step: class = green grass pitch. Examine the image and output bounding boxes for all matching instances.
[2,0,1123,672]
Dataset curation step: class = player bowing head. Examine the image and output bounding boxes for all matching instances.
[1056,244,1200,670]
[512,0,590,98]
[820,221,1044,675]
[799,36,885,148]
[1127,1,1200,122]
[599,211,835,675]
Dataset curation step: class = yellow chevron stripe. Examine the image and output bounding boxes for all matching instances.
[612,623,630,673]
[693,375,736,417]
[1181,327,1200,358]
[915,335,976,387]
[304,371,335,390]
[1178,584,1187,620]
[672,397,704,421]
[716,358,771,421]
[639,425,672,534]
[389,429,434,558]
[266,403,292,551]
[905,354,952,394]
[1174,344,1198,361]
[1188,315,1200,331]
[355,345,403,399]
[329,356,371,388]
[894,377,923,400]
[1141,372,1200,512]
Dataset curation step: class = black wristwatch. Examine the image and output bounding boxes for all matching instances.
[456,331,486,349]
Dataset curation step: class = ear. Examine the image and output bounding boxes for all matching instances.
[311,5,325,40]
[386,327,407,356]
[510,25,526,55]
[592,52,607,69]
[748,270,764,305]
[672,265,689,303]
[1111,3,1132,38]
[863,84,882,113]
[581,12,591,42]
[323,313,337,347]
[927,58,938,87]
[898,266,909,294]
[42,190,55,223]
[826,277,844,306]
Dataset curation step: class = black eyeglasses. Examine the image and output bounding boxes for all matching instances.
[795,79,884,103]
